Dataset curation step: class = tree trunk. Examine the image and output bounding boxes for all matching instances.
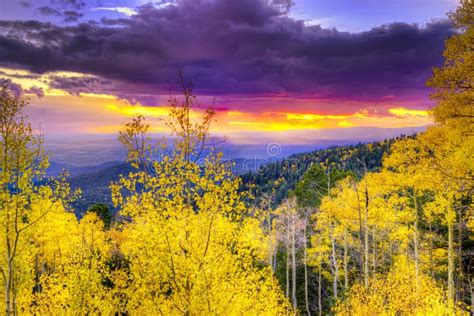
[448,216,455,304]
[372,228,377,275]
[291,217,297,310]
[6,258,13,316]
[364,184,369,288]
[353,182,364,280]
[429,221,434,279]
[470,277,474,315]
[344,228,348,290]
[318,265,322,316]
[268,212,274,270]
[303,224,311,315]
[413,194,420,287]
[271,211,278,271]
[273,246,277,272]
[457,206,464,302]
[12,270,16,316]
[286,217,290,299]
[331,234,338,300]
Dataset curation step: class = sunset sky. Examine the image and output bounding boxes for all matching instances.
[0,0,459,146]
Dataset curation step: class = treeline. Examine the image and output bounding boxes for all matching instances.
[241,136,405,206]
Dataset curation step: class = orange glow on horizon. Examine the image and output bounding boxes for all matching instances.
[388,107,429,117]
[106,104,171,117]
[7,69,433,135]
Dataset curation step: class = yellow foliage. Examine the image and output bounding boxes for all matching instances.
[335,258,466,315]
[106,82,291,314]
[118,213,288,314]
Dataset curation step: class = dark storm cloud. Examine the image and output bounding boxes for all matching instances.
[48,75,162,105]
[0,0,454,100]
[48,75,111,96]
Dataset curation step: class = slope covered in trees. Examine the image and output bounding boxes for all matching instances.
[241,137,403,206]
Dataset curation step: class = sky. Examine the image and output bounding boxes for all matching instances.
[0,0,460,150]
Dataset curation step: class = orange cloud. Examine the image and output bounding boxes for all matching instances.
[285,113,351,121]
[23,87,433,137]
[388,107,429,117]
[105,104,171,117]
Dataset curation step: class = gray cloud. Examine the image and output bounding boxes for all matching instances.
[36,6,62,16]
[36,5,83,22]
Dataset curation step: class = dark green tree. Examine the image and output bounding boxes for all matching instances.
[87,203,112,229]
[294,163,352,209]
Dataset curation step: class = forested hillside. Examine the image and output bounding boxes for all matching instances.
[68,139,397,214]
[241,137,405,206]
[68,162,133,214]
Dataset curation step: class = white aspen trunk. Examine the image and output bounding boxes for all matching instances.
[372,228,376,274]
[5,211,12,316]
[291,216,297,310]
[413,194,420,288]
[5,227,19,316]
[303,224,311,315]
[353,182,364,279]
[364,185,369,288]
[362,164,370,288]
[272,217,278,272]
[5,259,12,316]
[457,207,463,303]
[286,244,290,299]
[331,234,338,300]
[268,212,274,270]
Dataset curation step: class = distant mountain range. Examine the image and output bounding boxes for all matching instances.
[45,128,426,166]
[50,157,269,215]
[54,135,411,216]
[47,161,125,177]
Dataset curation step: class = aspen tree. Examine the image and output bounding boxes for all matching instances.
[0,86,54,315]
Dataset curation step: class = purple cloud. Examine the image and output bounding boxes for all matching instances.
[48,75,164,105]
[25,86,45,98]
[0,0,454,102]
[0,78,44,98]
